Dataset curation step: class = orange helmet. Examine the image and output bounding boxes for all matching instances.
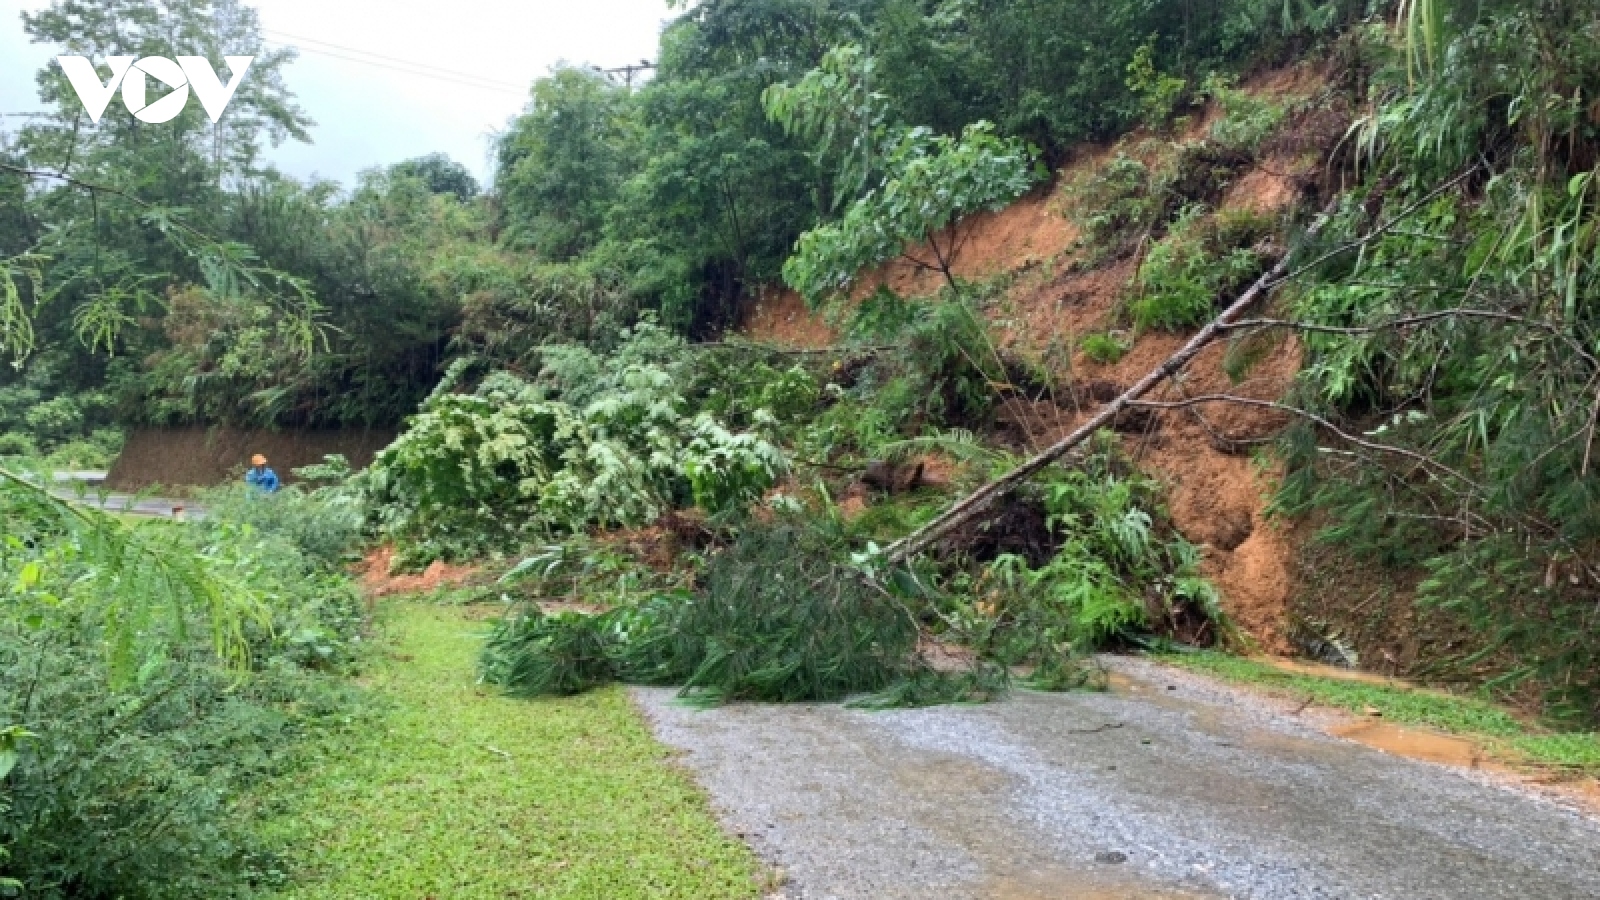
[251,454,267,466]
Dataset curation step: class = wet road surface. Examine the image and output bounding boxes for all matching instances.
[634,658,1600,900]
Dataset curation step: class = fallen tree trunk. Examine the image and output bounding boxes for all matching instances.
[883,252,1294,564]
[882,170,1482,566]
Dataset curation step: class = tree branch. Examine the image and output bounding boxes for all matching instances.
[1221,309,1599,371]
[882,173,1481,566]
[1123,394,1484,494]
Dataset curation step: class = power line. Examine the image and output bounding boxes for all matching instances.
[265,41,527,95]
[263,29,527,94]
[591,61,656,88]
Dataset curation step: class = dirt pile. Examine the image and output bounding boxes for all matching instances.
[357,546,479,598]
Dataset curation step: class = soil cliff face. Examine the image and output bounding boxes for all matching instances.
[741,65,1330,653]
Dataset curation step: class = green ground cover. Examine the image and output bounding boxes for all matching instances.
[1165,652,1600,773]
[258,602,764,900]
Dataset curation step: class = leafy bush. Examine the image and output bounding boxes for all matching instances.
[944,443,1224,685]
[900,299,1010,426]
[0,433,35,458]
[0,476,365,899]
[1126,39,1190,128]
[1130,206,1272,331]
[1062,153,1164,252]
[1080,332,1131,364]
[767,46,1042,303]
[20,396,82,443]
[1203,73,1288,155]
[365,325,786,565]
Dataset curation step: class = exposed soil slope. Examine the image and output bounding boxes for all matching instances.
[741,65,1329,651]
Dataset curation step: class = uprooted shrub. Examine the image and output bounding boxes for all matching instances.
[480,523,948,704]
[481,438,1229,706]
[937,440,1227,688]
[362,323,787,566]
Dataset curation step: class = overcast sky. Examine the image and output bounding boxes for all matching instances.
[0,0,671,188]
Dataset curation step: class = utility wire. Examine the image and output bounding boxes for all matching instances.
[264,28,525,87]
[262,30,527,94]
[265,41,526,95]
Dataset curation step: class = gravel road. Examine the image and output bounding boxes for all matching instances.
[633,659,1600,900]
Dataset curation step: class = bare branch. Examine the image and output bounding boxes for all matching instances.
[1222,309,1599,370]
[1124,394,1484,494]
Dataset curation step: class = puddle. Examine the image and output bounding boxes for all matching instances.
[1329,720,1484,767]
[1258,656,1405,686]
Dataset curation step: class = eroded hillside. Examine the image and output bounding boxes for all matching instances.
[742,63,1337,653]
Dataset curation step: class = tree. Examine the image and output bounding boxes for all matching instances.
[765,45,1042,302]
[496,67,639,261]
[390,153,479,201]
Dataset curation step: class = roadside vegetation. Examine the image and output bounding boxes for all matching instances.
[0,468,366,899]
[1168,652,1600,774]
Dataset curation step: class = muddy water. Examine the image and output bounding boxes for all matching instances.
[1328,719,1484,767]
[1110,666,1494,771]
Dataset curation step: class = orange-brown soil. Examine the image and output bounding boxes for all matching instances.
[736,66,1331,653]
[742,285,838,348]
[358,545,479,598]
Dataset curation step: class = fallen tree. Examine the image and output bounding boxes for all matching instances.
[885,172,1478,567]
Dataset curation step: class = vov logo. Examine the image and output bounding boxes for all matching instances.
[56,55,253,124]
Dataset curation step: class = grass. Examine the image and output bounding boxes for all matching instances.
[257,602,764,899]
[1164,651,1600,774]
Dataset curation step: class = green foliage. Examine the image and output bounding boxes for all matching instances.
[949,447,1223,683]
[899,299,1010,424]
[870,0,1336,157]
[1202,73,1289,155]
[780,114,1041,301]
[762,43,892,210]
[482,521,953,704]
[1131,206,1272,331]
[364,325,786,565]
[388,153,480,201]
[1062,153,1164,251]
[1081,332,1131,364]
[1276,0,1600,723]
[0,472,366,899]
[481,610,617,697]
[198,481,364,572]
[1126,38,1190,128]
[496,68,639,261]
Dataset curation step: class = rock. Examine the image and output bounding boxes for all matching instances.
[860,459,925,494]
[1095,851,1129,864]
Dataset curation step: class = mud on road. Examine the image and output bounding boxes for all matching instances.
[634,659,1600,900]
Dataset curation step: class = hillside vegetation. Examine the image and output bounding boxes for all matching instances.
[3,0,1599,896]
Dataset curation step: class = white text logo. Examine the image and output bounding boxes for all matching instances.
[56,55,254,124]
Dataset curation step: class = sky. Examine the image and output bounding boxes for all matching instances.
[0,0,671,188]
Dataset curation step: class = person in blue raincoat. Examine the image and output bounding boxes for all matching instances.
[245,453,280,493]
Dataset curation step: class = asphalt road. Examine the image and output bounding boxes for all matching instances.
[634,658,1600,900]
